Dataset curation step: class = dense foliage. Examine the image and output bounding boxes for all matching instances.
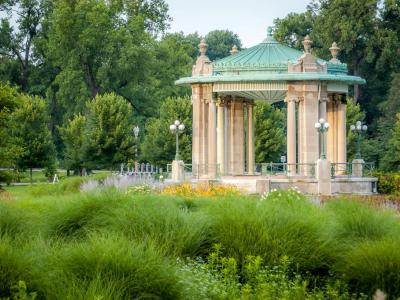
[1,184,400,298]
[0,0,399,171]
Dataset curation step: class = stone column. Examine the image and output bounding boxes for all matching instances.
[298,82,320,176]
[208,96,217,178]
[247,101,255,175]
[217,98,225,175]
[337,96,347,164]
[201,84,212,176]
[286,98,297,175]
[233,99,245,175]
[191,84,201,177]
[326,95,336,163]
[229,100,235,175]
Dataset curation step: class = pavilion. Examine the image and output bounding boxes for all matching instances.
[175,28,377,195]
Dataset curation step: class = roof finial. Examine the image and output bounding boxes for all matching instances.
[230,45,238,55]
[267,26,273,37]
[303,35,312,54]
[329,42,341,63]
[198,39,208,57]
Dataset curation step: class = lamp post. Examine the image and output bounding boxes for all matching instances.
[315,118,330,159]
[350,121,367,159]
[133,126,140,172]
[170,120,185,161]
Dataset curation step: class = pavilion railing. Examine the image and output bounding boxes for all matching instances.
[331,163,352,178]
[255,163,316,178]
[166,164,221,180]
[331,162,375,178]
[362,162,375,177]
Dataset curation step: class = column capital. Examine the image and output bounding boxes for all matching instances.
[216,96,225,107]
[285,97,297,103]
[319,97,329,103]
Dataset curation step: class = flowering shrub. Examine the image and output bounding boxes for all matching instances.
[260,186,303,202]
[163,183,241,198]
[127,184,153,195]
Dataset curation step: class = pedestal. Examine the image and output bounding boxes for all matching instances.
[316,159,332,195]
[352,159,364,178]
[171,160,185,182]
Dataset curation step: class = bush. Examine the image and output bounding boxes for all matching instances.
[374,172,400,195]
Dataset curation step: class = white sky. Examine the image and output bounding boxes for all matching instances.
[167,0,310,47]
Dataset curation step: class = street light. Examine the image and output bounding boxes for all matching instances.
[350,121,367,159]
[133,126,140,168]
[315,118,330,159]
[170,120,185,160]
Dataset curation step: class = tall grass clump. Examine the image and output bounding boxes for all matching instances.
[335,239,400,297]
[33,233,182,300]
[325,200,400,243]
[206,193,336,277]
[0,237,34,297]
[104,195,211,257]
[0,202,32,238]
[40,191,126,240]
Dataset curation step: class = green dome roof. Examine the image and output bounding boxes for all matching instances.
[212,28,347,75]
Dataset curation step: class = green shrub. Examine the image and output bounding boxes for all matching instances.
[336,239,400,297]
[0,171,15,186]
[374,172,400,195]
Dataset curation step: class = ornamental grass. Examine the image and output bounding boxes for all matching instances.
[1,185,400,298]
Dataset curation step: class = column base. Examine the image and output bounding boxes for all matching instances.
[316,159,332,196]
[352,159,365,178]
[171,160,185,182]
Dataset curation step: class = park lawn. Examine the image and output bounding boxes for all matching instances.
[1,181,400,299]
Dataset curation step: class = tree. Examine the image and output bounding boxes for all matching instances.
[59,114,86,174]
[84,93,135,169]
[45,0,170,118]
[274,11,315,50]
[0,0,48,91]
[382,113,400,171]
[12,94,55,181]
[204,30,242,61]
[0,82,24,184]
[254,101,286,163]
[141,97,192,167]
[152,33,197,102]
[346,98,366,160]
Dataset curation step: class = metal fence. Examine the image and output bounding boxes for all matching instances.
[331,162,376,178]
[255,163,316,178]
[166,164,221,180]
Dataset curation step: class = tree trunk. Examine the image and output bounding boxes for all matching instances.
[84,63,100,98]
[30,168,33,184]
